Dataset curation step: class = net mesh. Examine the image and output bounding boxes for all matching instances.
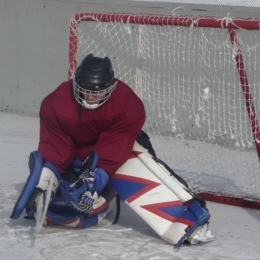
[69,13,260,202]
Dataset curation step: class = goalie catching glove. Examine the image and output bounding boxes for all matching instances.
[60,151,109,214]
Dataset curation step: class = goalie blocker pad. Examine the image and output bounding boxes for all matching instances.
[10,151,61,220]
[110,141,210,246]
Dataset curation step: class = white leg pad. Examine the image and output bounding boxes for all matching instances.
[37,167,59,193]
[111,141,212,246]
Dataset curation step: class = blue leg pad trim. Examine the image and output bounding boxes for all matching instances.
[46,210,99,228]
[49,195,108,217]
[10,151,43,219]
[176,200,211,246]
[48,196,80,215]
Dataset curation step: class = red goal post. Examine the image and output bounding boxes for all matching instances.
[68,13,260,209]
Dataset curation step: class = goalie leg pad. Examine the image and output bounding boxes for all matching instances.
[36,163,61,192]
[45,210,99,228]
[44,185,117,228]
[10,151,43,219]
[10,151,62,220]
[175,200,211,246]
[49,194,109,217]
[110,141,214,246]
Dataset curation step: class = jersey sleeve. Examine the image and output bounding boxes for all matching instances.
[38,96,75,174]
[94,96,146,176]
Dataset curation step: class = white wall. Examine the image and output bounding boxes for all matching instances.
[0,0,259,116]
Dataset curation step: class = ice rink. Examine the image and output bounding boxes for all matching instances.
[1,112,260,260]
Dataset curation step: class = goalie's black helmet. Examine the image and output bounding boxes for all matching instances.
[73,54,117,109]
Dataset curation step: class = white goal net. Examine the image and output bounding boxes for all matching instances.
[69,13,260,208]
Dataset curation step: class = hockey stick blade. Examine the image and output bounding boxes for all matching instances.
[35,175,54,232]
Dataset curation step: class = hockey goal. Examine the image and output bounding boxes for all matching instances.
[68,13,260,209]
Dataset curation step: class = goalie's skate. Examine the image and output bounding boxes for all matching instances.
[187,223,216,245]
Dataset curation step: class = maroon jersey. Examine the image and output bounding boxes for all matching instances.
[38,79,146,176]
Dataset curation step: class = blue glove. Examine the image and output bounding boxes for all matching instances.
[79,151,109,194]
[81,168,109,194]
[60,151,109,214]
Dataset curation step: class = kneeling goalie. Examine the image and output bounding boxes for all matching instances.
[10,54,215,246]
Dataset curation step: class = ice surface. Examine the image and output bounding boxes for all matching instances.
[1,112,260,260]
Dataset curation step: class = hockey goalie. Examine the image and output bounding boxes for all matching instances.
[10,54,215,246]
